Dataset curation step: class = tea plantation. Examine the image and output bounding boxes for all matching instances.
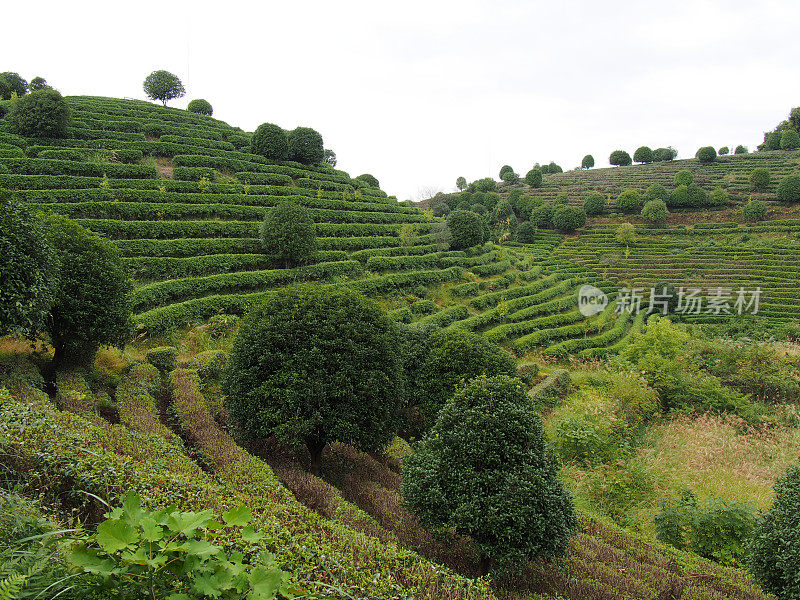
[1,91,798,600]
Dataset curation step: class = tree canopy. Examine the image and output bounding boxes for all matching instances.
[143,70,185,106]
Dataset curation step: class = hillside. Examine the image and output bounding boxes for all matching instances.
[1,94,797,600]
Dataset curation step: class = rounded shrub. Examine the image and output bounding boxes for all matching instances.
[719,146,730,155]
[499,165,517,182]
[644,183,670,203]
[516,220,538,243]
[530,203,554,228]
[780,129,800,151]
[615,222,637,245]
[674,170,694,186]
[0,190,57,338]
[551,205,587,232]
[456,176,467,191]
[765,132,782,151]
[609,150,632,166]
[581,154,595,169]
[142,70,185,106]
[223,286,402,473]
[696,146,717,163]
[615,189,641,213]
[734,144,748,155]
[29,76,47,91]
[355,173,380,188]
[187,99,213,116]
[750,167,771,191]
[633,146,654,164]
[0,72,28,99]
[474,178,497,193]
[670,183,708,208]
[524,168,542,188]
[251,123,288,161]
[494,199,514,222]
[39,213,132,368]
[287,126,324,165]
[777,174,800,202]
[742,200,767,222]
[641,199,669,224]
[709,188,729,206]
[446,210,486,250]
[654,147,677,162]
[401,375,577,572]
[7,88,71,138]
[260,201,317,267]
[547,161,563,173]
[470,202,486,215]
[749,461,800,599]
[583,193,606,217]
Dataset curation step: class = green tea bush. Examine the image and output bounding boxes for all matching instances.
[742,199,767,222]
[780,129,800,150]
[644,183,670,203]
[777,174,800,202]
[355,173,379,188]
[735,144,748,154]
[583,192,605,216]
[223,285,402,473]
[696,146,717,162]
[494,198,514,222]
[749,167,771,190]
[654,147,677,161]
[251,123,288,161]
[401,375,577,573]
[524,168,542,187]
[615,189,641,212]
[551,205,586,232]
[260,201,317,267]
[764,132,782,150]
[187,98,213,115]
[609,150,632,166]
[146,346,178,373]
[749,461,800,599]
[641,199,669,223]
[7,88,71,138]
[709,187,729,206]
[0,72,27,99]
[446,210,485,249]
[474,177,497,192]
[581,154,594,168]
[674,170,694,186]
[615,222,637,245]
[633,146,654,164]
[719,146,729,155]
[656,489,756,566]
[516,220,537,243]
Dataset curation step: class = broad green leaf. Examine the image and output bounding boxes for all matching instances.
[241,525,264,544]
[167,594,192,600]
[140,516,165,541]
[222,505,252,527]
[96,518,139,553]
[167,509,215,536]
[248,566,283,600]
[121,491,144,525]
[186,538,221,559]
[192,573,223,598]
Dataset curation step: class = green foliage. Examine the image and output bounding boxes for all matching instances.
[709,187,729,206]
[749,167,771,190]
[641,199,669,223]
[187,98,213,116]
[7,88,71,138]
[585,461,655,525]
[223,285,402,472]
[287,127,324,165]
[142,70,185,106]
[764,131,782,151]
[581,154,594,169]
[0,72,28,99]
[401,375,577,571]
[655,489,756,567]
[735,144,748,154]
[719,146,729,155]
[68,491,300,599]
[455,176,467,191]
[674,169,694,186]
[499,164,517,182]
[412,328,516,435]
[39,213,132,368]
[583,192,605,216]
[494,198,514,222]
[742,199,767,222]
[749,461,800,599]
[780,129,800,150]
[446,210,485,250]
[28,76,47,91]
[355,173,379,188]
[615,189,641,213]
[669,183,708,208]
[524,168,542,187]
[551,205,587,232]
[695,146,717,162]
[251,123,288,161]
[777,174,800,202]
[0,190,57,338]
[633,146,653,164]
[516,220,538,243]
[654,147,677,161]
[609,150,632,166]
[321,148,336,166]
[260,202,317,267]
[146,346,178,372]
[530,203,554,228]
[473,177,497,192]
[644,183,670,203]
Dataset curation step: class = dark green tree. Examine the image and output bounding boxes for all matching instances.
[187,99,213,115]
[633,146,654,164]
[749,168,771,191]
[322,149,337,166]
[780,129,800,150]
[456,176,467,191]
[499,165,514,180]
[223,286,403,473]
[260,201,317,267]
[581,154,595,169]
[674,170,694,186]
[644,183,670,203]
[583,193,605,216]
[40,214,132,369]
[355,173,380,188]
[734,145,748,154]
[609,150,632,166]
[516,220,538,243]
[0,72,28,99]
[494,198,514,222]
[142,70,185,106]
[777,174,800,202]
[551,205,587,232]
[641,199,669,224]
[615,189,641,212]
[764,132,782,151]
[530,203,554,228]
[0,190,58,338]
[524,168,543,188]
[718,146,729,155]
[654,147,678,162]
[29,76,48,91]
[251,123,288,160]
[742,200,767,222]
[402,375,577,574]
[288,127,324,165]
[749,461,800,599]
[474,178,497,192]
[446,210,486,250]
[695,146,717,162]
[7,88,71,138]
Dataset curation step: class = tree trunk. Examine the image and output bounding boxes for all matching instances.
[306,436,327,476]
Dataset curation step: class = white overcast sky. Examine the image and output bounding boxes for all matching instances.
[4,0,800,199]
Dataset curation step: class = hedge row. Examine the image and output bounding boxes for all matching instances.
[544,309,632,357]
[116,363,180,442]
[348,266,464,295]
[579,310,647,359]
[469,272,570,310]
[513,301,619,353]
[470,259,511,277]
[115,237,263,257]
[0,157,158,179]
[529,369,573,410]
[416,304,469,327]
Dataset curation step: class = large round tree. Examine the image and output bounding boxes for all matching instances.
[446,210,485,250]
[142,70,185,106]
[0,190,58,338]
[0,72,28,99]
[40,213,132,369]
[251,123,288,161]
[7,88,71,138]
[260,202,317,267]
[223,286,403,473]
[287,127,324,165]
[402,375,577,574]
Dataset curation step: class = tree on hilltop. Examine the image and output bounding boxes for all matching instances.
[581,154,595,169]
[609,150,632,166]
[143,70,185,106]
